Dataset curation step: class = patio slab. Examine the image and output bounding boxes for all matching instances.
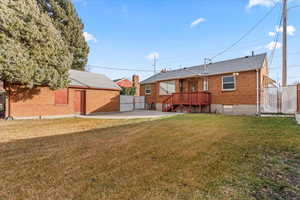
[77,110,182,119]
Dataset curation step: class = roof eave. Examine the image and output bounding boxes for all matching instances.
[140,68,263,85]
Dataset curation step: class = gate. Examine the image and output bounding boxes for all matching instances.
[282,86,297,114]
[120,95,145,112]
[261,86,298,114]
[261,87,279,113]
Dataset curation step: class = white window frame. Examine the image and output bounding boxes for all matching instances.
[222,75,236,91]
[145,85,151,95]
[159,81,176,96]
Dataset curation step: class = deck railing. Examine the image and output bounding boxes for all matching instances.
[162,91,211,112]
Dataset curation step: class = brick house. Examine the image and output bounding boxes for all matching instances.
[140,53,273,115]
[3,70,121,119]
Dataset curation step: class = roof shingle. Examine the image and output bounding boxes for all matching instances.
[141,53,267,84]
[69,70,121,90]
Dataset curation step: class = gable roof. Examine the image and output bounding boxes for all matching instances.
[114,78,131,83]
[141,53,267,84]
[69,70,121,90]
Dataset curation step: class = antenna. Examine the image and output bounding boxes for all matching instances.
[153,55,157,74]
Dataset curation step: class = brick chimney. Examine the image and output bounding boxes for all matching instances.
[132,75,140,96]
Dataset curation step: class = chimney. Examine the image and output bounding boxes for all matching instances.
[252,51,255,56]
[132,75,140,96]
[160,68,167,73]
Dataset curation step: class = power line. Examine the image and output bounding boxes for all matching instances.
[210,3,279,60]
[269,64,300,70]
[269,3,283,67]
[86,64,154,72]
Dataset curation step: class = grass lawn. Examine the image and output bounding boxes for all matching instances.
[0,114,299,200]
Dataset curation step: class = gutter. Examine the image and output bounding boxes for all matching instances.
[256,69,260,116]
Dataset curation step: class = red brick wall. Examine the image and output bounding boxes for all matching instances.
[209,71,257,105]
[141,70,261,105]
[85,89,120,113]
[297,84,300,113]
[5,86,120,118]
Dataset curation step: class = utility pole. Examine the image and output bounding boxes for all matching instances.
[153,55,157,74]
[282,0,288,87]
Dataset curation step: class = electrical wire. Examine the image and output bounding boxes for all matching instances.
[269,4,283,67]
[86,65,154,72]
[210,3,279,60]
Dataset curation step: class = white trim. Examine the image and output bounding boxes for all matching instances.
[256,69,260,115]
[222,75,236,91]
[203,78,209,91]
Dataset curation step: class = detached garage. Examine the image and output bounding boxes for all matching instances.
[3,70,121,119]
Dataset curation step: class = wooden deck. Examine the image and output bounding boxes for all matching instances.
[162,91,211,112]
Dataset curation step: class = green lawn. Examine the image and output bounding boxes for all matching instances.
[0,114,299,200]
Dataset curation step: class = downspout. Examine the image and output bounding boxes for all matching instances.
[256,69,260,116]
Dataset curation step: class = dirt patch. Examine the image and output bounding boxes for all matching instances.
[252,152,300,200]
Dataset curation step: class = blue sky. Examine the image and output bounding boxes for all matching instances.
[73,0,300,84]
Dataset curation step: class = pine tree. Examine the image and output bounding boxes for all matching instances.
[0,0,72,89]
[38,0,89,71]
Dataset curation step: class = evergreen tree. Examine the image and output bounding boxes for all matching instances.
[0,0,72,89]
[38,0,89,71]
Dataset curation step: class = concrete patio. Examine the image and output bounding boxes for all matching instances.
[78,110,182,119]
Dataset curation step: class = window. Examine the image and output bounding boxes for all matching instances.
[222,76,235,91]
[54,89,68,105]
[190,79,197,92]
[203,78,208,91]
[159,81,175,95]
[145,85,151,95]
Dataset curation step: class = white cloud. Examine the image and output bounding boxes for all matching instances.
[146,52,159,60]
[275,25,296,36]
[190,18,206,28]
[268,32,276,36]
[266,41,282,50]
[247,0,300,8]
[247,0,279,9]
[83,32,97,43]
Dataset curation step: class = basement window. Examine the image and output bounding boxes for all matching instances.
[54,89,68,105]
[222,76,235,91]
[159,81,175,95]
[145,85,151,95]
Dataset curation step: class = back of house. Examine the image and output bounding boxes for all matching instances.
[140,53,272,115]
[3,70,121,119]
